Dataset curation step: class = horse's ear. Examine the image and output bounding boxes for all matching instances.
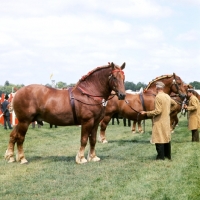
[110,62,115,69]
[121,62,126,70]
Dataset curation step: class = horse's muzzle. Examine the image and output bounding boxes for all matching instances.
[179,93,187,100]
[118,93,126,100]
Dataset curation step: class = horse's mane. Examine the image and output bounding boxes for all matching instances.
[74,63,115,88]
[144,74,173,91]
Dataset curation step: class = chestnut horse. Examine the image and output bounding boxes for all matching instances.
[99,73,187,143]
[5,62,126,164]
[132,85,195,134]
[169,84,194,133]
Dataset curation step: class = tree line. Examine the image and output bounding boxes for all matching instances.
[1,80,200,96]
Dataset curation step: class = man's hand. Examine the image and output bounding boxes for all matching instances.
[140,111,146,115]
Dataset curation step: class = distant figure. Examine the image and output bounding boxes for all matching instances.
[184,89,200,142]
[112,113,120,125]
[50,124,57,128]
[32,121,41,128]
[123,118,131,127]
[1,94,12,130]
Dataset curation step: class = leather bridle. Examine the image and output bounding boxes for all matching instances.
[171,73,186,99]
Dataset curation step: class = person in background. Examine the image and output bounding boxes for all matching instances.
[1,94,12,130]
[184,89,200,142]
[140,81,177,160]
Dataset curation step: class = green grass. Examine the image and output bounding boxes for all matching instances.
[0,117,200,200]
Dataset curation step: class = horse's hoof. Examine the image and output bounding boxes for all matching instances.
[4,150,15,163]
[140,131,144,134]
[20,158,28,164]
[99,137,108,143]
[8,157,15,163]
[102,139,108,144]
[171,130,174,134]
[132,131,136,134]
[16,153,28,164]
[87,155,100,162]
[75,154,87,164]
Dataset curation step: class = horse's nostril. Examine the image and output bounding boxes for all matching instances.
[119,93,126,100]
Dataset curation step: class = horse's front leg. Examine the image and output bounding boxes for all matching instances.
[132,121,136,134]
[76,123,90,164]
[99,116,111,143]
[87,124,100,162]
[138,120,144,133]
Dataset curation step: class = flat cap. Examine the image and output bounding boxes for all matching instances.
[187,89,194,93]
[156,81,165,88]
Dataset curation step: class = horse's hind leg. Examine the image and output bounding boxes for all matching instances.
[4,128,16,163]
[5,122,29,164]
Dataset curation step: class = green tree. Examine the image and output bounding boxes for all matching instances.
[56,81,68,89]
[189,81,200,89]
[135,82,147,91]
[4,80,9,86]
[124,81,136,91]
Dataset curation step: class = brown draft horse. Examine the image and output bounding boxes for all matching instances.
[99,73,187,143]
[132,85,194,134]
[170,87,200,131]
[169,84,194,133]
[5,62,126,164]
[169,93,185,133]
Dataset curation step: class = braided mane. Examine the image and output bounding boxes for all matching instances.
[80,65,110,81]
[74,63,121,88]
[144,74,173,92]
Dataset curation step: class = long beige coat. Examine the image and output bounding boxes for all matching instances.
[187,95,200,130]
[146,92,177,143]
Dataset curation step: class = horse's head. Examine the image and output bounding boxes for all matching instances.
[108,62,126,100]
[171,73,187,100]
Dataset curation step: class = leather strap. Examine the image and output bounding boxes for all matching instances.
[68,88,79,125]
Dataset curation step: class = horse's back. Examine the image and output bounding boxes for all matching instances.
[13,84,51,106]
[13,84,72,124]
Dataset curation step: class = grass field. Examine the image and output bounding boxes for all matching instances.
[0,116,200,200]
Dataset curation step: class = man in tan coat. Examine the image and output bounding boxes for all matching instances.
[184,89,200,142]
[140,81,177,160]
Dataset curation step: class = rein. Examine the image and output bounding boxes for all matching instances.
[124,92,151,121]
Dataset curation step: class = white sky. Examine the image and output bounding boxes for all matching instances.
[0,0,200,86]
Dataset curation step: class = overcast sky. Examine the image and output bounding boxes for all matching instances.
[0,0,199,86]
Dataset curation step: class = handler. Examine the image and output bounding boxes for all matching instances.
[140,81,177,160]
[184,89,200,142]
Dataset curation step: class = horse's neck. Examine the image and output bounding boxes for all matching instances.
[78,74,111,98]
[147,83,171,95]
